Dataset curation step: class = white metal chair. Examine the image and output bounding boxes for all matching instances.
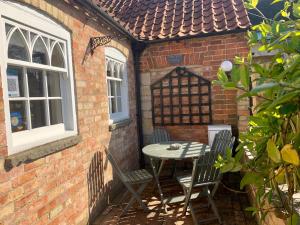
[105,148,153,216]
[176,130,233,224]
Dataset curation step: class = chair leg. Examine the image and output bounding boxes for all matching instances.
[171,161,177,178]
[121,182,149,216]
[182,187,192,215]
[211,181,220,198]
[189,202,198,225]
[207,192,222,224]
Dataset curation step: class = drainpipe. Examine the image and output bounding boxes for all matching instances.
[132,41,147,168]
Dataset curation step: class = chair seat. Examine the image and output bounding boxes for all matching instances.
[124,169,153,184]
[177,174,218,189]
[177,174,193,188]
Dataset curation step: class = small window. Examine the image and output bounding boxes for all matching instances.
[1,2,77,155]
[105,47,129,124]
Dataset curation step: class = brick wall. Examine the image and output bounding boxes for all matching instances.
[140,34,250,144]
[0,1,139,225]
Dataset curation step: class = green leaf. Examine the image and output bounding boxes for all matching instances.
[293,3,300,18]
[240,172,264,189]
[220,161,234,173]
[250,82,279,94]
[240,64,250,89]
[279,103,298,115]
[276,57,284,64]
[294,133,300,149]
[281,144,300,166]
[267,92,300,109]
[258,45,267,51]
[223,82,236,89]
[245,206,256,212]
[231,65,240,83]
[281,10,290,18]
[252,63,265,75]
[288,213,300,225]
[231,163,243,172]
[251,0,258,8]
[244,2,255,9]
[271,0,282,4]
[226,147,232,159]
[267,139,281,163]
[217,68,228,83]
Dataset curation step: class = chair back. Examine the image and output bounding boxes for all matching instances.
[104,148,127,183]
[192,130,233,185]
[151,128,170,144]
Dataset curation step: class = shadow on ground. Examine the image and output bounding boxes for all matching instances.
[93,173,257,225]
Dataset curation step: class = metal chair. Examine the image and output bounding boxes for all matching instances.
[105,148,153,216]
[176,130,233,224]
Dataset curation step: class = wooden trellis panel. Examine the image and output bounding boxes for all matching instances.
[151,67,212,126]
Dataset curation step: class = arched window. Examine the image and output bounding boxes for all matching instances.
[0,1,77,155]
[105,47,129,123]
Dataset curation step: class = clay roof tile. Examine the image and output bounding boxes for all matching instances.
[94,0,250,41]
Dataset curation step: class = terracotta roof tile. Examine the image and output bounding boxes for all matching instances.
[92,0,250,41]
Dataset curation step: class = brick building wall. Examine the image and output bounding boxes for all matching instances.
[0,1,139,225]
[140,33,250,144]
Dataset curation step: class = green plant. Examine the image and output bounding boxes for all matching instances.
[214,0,300,224]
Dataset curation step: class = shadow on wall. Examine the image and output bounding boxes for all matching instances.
[87,151,112,224]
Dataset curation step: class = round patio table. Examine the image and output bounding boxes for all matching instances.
[142,141,210,209]
[143,141,210,160]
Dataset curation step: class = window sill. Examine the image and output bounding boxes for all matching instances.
[109,118,131,131]
[4,135,81,171]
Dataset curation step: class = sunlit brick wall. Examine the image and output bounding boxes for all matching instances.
[0,1,139,224]
[140,34,250,144]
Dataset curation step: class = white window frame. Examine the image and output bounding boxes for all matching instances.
[0,1,77,155]
[105,47,129,124]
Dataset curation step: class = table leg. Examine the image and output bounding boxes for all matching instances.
[149,157,166,211]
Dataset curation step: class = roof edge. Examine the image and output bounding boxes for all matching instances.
[143,28,249,44]
[75,0,139,42]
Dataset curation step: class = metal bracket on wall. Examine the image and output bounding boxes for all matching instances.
[89,36,113,54]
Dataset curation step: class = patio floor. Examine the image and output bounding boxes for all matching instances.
[93,173,257,225]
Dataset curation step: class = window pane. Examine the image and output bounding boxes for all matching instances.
[8,29,29,61]
[107,61,112,77]
[32,37,49,65]
[7,66,24,97]
[30,32,37,43]
[51,43,65,68]
[5,24,14,36]
[107,80,111,96]
[110,80,116,97]
[116,81,121,97]
[119,65,124,79]
[30,100,46,129]
[47,72,61,97]
[49,100,63,125]
[113,64,119,78]
[10,101,27,132]
[111,98,116,113]
[117,97,122,112]
[27,69,44,97]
